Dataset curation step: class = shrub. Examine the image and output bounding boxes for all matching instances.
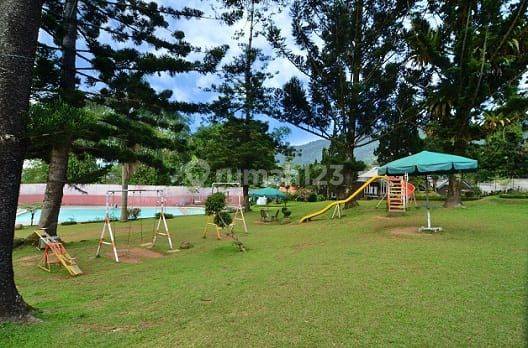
[307,192,318,202]
[205,192,233,227]
[205,192,227,215]
[127,207,141,220]
[61,219,77,226]
[286,192,297,201]
[155,212,174,219]
[414,191,443,200]
[281,207,292,218]
[294,188,312,201]
[499,192,528,199]
[316,194,327,202]
[414,192,483,201]
[214,211,233,227]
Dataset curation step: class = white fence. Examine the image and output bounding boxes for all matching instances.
[478,179,528,193]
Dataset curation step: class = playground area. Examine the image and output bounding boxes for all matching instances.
[2,196,526,346]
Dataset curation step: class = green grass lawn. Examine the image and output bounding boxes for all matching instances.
[2,197,527,346]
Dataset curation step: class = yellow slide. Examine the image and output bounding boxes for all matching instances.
[299,175,388,223]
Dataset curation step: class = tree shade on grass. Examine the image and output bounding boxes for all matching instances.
[2,198,526,345]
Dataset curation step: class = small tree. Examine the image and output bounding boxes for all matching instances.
[193,119,288,210]
[204,193,245,252]
[473,122,528,181]
[205,193,233,228]
[20,203,43,227]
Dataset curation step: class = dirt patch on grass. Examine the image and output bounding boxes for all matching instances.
[17,255,40,267]
[389,226,432,237]
[373,215,393,221]
[291,242,325,253]
[82,322,136,333]
[105,247,163,264]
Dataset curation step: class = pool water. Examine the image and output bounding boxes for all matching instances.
[16,206,205,225]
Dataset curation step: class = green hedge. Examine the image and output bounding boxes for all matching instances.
[155,212,175,219]
[61,220,78,226]
[414,193,483,201]
[499,193,528,199]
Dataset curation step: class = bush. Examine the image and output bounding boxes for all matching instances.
[127,207,141,220]
[155,212,174,219]
[61,219,77,226]
[80,219,103,224]
[499,192,528,199]
[316,194,327,202]
[205,192,227,215]
[414,192,483,201]
[294,188,312,202]
[285,192,297,201]
[214,211,233,227]
[307,192,318,202]
[414,191,443,201]
[281,207,292,218]
[205,192,232,227]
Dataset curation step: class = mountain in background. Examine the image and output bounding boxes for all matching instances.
[276,139,378,165]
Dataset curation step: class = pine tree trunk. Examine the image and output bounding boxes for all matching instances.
[38,144,70,236]
[341,0,363,204]
[61,0,78,103]
[0,0,43,322]
[444,174,463,207]
[120,164,129,222]
[242,184,250,211]
[38,0,78,236]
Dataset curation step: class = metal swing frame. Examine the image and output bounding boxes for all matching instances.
[203,183,248,239]
[96,189,173,263]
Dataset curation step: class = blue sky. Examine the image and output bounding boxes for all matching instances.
[154,1,321,145]
[37,0,322,146]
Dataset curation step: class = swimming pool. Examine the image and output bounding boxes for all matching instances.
[15,206,205,225]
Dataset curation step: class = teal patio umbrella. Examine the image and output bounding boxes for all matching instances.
[249,187,287,201]
[378,151,478,232]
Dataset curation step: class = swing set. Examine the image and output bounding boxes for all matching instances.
[96,189,173,262]
[203,183,248,240]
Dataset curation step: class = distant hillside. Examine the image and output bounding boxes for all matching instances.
[277,139,377,165]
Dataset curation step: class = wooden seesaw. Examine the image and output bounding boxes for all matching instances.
[35,229,83,277]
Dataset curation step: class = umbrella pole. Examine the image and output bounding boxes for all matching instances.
[420,175,442,233]
[426,175,431,228]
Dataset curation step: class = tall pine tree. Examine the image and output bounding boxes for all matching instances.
[269,0,417,197]
[374,70,425,164]
[207,0,287,209]
[34,0,226,233]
